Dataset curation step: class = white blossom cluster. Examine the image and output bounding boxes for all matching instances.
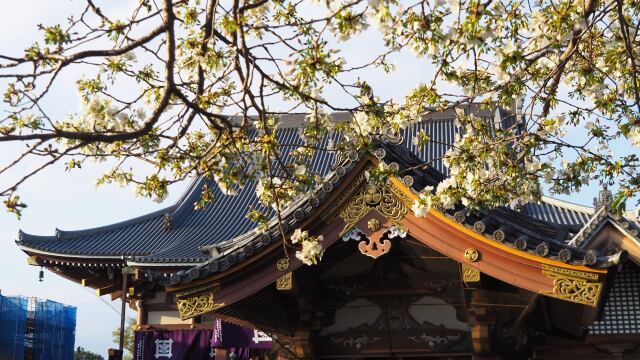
[290,229,324,266]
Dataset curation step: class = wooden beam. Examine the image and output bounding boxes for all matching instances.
[81,277,101,287]
[26,255,41,266]
[110,290,123,301]
[96,284,120,297]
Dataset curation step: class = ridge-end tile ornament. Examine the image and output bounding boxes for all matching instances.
[541,264,603,306]
[175,283,225,320]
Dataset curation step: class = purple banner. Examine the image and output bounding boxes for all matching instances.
[212,319,273,349]
[135,329,213,360]
[134,321,271,359]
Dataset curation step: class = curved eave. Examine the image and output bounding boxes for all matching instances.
[412,209,608,272]
[18,244,124,259]
[15,176,205,255]
[388,177,612,307]
[18,201,177,243]
[15,112,507,263]
[392,178,610,269]
[162,167,614,312]
[127,260,202,267]
[155,147,618,285]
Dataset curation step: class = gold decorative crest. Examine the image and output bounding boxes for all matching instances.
[367,218,380,231]
[462,264,481,283]
[464,248,480,262]
[338,183,408,235]
[276,258,290,271]
[276,272,293,291]
[541,264,602,307]
[175,284,225,320]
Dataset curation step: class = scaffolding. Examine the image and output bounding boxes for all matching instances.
[0,294,76,360]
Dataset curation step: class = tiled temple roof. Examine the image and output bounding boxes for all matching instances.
[148,140,624,286]
[522,196,593,226]
[17,106,634,267]
[16,127,337,263]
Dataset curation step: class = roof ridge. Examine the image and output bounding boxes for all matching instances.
[20,176,203,242]
[19,203,178,243]
[568,206,640,248]
[540,195,640,221]
[233,105,504,129]
[540,196,595,214]
[164,176,206,222]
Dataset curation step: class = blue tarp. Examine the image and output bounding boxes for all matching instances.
[0,294,76,360]
[0,294,27,359]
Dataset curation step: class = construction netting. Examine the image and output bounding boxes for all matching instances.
[0,294,76,360]
[0,295,27,360]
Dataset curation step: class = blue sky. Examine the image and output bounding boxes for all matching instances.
[0,1,162,355]
[0,0,615,357]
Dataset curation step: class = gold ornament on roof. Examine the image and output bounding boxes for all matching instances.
[464,248,480,262]
[367,218,380,231]
[338,182,409,235]
[462,264,481,282]
[541,264,602,307]
[276,272,293,291]
[276,258,290,271]
[175,284,225,320]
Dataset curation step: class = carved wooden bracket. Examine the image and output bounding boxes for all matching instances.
[331,176,412,259]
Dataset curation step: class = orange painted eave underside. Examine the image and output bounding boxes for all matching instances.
[389,177,608,299]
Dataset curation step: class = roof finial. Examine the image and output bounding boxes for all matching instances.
[594,183,613,211]
[163,213,174,231]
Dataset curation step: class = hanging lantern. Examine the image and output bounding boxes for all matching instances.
[38,267,44,282]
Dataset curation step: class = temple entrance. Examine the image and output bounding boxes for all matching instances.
[310,235,472,358]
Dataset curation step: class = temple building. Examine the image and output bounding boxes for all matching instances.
[15,107,640,359]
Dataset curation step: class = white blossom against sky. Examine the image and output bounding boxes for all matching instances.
[0,0,620,357]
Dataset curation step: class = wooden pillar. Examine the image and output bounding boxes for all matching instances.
[118,270,129,359]
[215,348,228,359]
[135,300,147,327]
[468,290,493,354]
[292,329,312,358]
[273,329,312,359]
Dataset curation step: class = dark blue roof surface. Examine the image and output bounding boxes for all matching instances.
[521,198,592,226]
[18,108,600,264]
[18,127,336,262]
